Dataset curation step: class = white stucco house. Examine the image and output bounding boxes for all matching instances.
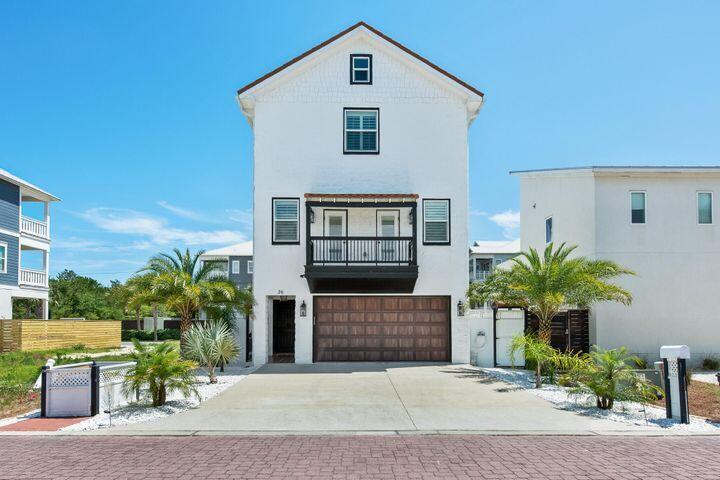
[512,166,720,364]
[236,22,484,365]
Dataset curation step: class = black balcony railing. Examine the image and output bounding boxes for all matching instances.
[308,236,415,265]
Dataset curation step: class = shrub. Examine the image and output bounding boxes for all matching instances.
[122,340,199,407]
[121,329,181,342]
[564,346,662,410]
[632,357,648,369]
[702,357,720,371]
[184,321,239,383]
[509,334,586,388]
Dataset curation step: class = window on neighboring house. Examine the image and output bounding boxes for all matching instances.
[698,192,713,224]
[0,243,6,274]
[545,216,553,243]
[423,199,450,244]
[231,260,240,274]
[350,54,372,84]
[631,192,646,224]
[344,109,378,154]
[247,260,254,274]
[272,198,300,243]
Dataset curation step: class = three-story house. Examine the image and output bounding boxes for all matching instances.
[0,168,59,319]
[237,22,484,364]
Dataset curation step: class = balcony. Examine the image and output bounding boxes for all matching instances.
[471,270,491,282]
[21,216,49,240]
[303,194,419,293]
[20,268,48,288]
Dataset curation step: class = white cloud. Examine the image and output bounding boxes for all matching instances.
[469,209,487,217]
[80,208,247,246]
[489,210,520,239]
[156,200,204,221]
[226,208,253,229]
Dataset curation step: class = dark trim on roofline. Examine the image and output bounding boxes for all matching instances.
[236,21,484,98]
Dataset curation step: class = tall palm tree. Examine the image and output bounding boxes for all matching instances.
[141,248,253,350]
[468,243,634,344]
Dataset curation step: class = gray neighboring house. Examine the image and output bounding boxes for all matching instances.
[468,239,521,284]
[199,241,253,362]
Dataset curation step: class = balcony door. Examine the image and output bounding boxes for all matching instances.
[377,210,400,262]
[323,210,347,262]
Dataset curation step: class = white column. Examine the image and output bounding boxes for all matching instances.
[42,299,49,320]
[44,201,50,236]
[44,250,50,287]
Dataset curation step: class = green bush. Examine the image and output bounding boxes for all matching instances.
[564,346,662,410]
[509,334,586,388]
[702,357,720,371]
[184,321,239,383]
[632,357,648,369]
[121,329,181,342]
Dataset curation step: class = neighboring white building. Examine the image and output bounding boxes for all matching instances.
[469,239,521,283]
[0,168,59,319]
[512,166,720,363]
[237,22,484,365]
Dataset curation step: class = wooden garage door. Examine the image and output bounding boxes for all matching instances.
[313,296,450,362]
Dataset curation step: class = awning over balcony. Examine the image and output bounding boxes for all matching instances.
[304,193,418,204]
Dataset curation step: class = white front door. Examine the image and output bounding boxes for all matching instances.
[377,211,400,262]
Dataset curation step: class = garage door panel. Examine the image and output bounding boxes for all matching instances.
[314,296,450,362]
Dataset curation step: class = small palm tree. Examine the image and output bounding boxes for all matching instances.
[566,347,662,409]
[509,333,586,388]
[184,321,240,383]
[140,248,253,351]
[123,340,199,407]
[468,243,634,344]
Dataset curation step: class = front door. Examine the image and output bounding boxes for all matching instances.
[272,300,295,362]
[377,210,400,262]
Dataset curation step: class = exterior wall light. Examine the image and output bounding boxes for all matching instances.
[300,300,307,317]
[457,300,465,316]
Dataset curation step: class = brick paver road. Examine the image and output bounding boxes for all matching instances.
[1,435,718,479]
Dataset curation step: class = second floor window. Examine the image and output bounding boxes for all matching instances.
[0,243,6,273]
[423,199,450,244]
[698,192,713,224]
[272,198,300,244]
[247,260,254,274]
[344,109,378,154]
[350,54,372,84]
[231,260,240,274]
[545,216,553,243]
[631,192,646,224]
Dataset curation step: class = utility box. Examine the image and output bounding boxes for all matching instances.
[659,345,690,424]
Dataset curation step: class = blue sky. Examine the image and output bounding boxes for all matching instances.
[2,1,719,284]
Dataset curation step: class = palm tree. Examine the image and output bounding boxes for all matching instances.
[141,248,253,351]
[468,242,634,344]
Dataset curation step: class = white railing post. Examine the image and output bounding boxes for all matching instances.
[20,268,48,287]
[20,216,49,239]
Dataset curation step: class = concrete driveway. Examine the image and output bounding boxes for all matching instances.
[100,363,652,435]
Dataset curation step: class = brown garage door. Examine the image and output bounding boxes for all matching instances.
[313,296,450,362]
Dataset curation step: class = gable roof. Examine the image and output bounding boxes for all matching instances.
[470,239,521,255]
[236,21,484,98]
[200,241,253,258]
[0,167,60,202]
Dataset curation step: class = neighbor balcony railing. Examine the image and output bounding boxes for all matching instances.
[21,216,49,239]
[308,236,416,266]
[472,270,491,282]
[20,268,48,287]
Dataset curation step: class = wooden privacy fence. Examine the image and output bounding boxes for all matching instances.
[0,320,121,353]
[524,310,590,353]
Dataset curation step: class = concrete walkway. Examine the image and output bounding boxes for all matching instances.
[94,363,656,435]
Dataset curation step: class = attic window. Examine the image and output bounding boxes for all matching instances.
[350,54,372,84]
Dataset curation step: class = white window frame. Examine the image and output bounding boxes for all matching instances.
[423,199,450,245]
[344,109,379,154]
[350,54,372,84]
[231,260,240,274]
[630,191,647,225]
[247,260,254,274]
[545,216,553,244]
[0,242,6,274]
[697,191,713,225]
[272,198,300,244]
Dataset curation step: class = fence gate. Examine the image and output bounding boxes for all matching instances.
[493,308,525,367]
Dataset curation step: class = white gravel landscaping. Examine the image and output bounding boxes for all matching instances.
[62,370,252,431]
[481,367,720,433]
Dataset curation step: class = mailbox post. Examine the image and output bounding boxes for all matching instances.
[659,345,690,424]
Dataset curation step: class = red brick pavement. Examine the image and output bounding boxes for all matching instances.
[0,435,718,479]
[0,417,87,432]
